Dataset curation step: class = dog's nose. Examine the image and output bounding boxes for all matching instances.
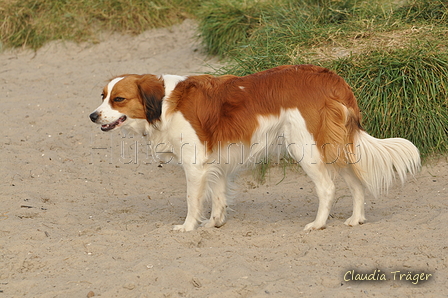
[89,112,99,123]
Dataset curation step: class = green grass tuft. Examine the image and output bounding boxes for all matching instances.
[393,0,448,23]
[332,45,448,158]
[196,0,268,57]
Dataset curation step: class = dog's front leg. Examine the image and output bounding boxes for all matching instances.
[173,165,206,232]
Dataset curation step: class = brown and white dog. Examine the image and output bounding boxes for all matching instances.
[89,65,420,231]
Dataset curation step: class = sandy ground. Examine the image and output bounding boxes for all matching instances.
[1,20,447,298]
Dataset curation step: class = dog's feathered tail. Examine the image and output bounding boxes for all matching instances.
[310,68,421,197]
[349,130,421,197]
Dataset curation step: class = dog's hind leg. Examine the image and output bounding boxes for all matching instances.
[283,109,336,230]
[203,175,229,228]
[339,165,366,226]
[286,141,336,230]
[203,164,237,228]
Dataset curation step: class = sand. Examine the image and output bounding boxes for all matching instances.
[1,20,447,297]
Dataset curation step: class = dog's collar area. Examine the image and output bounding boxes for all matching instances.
[101,115,127,131]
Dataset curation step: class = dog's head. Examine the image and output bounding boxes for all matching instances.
[89,74,165,131]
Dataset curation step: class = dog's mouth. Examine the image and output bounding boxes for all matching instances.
[101,115,127,131]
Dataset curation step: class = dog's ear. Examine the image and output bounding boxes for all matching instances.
[137,75,165,123]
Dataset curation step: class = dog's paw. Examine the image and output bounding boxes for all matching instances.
[202,220,214,228]
[344,215,366,227]
[202,215,226,229]
[172,222,198,232]
[203,220,226,229]
[303,221,326,231]
[172,224,187,232]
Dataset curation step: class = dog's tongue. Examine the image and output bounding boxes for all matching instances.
[101,116,127,131]
[101,123,115,131]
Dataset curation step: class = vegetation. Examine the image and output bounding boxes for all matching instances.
[197,0,448,158]
[0,0,200,50]
[1,0,447,158]
[332,46,448,157]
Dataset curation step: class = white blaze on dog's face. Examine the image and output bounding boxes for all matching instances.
[89,74,165,131]
[90,77,127,131]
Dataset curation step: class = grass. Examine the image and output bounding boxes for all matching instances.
[332,46,448,157]
[1,0,447,159]
[195,0,269,57]
[0,0,200,50]
[199,0,448,159]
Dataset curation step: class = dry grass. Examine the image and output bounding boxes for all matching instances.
[0,0,200,50]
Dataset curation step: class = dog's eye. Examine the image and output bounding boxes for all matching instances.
[101,93,105,100]
[113,97,125,102]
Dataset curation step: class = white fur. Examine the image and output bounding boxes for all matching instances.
[354,131,421,197]
[93,77,125,125]
[339,131,421,226]
[161,74,187,100]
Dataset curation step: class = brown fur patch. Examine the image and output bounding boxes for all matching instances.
[167,65,362,164]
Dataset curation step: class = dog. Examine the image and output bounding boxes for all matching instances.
[89,65,420,231]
